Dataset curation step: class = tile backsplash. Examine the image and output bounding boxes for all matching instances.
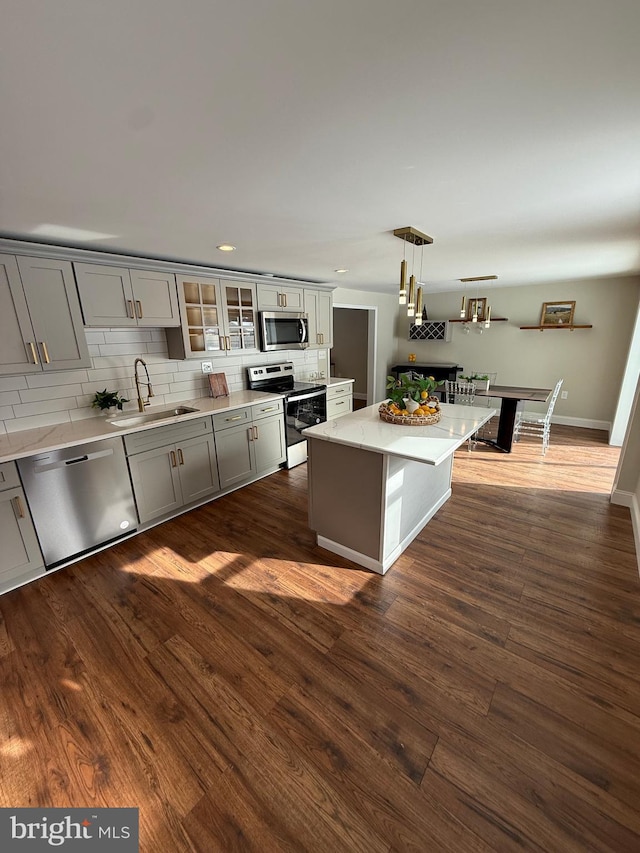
[0,328,326,435]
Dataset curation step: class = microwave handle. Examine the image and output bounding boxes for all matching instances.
[299,318,307,343]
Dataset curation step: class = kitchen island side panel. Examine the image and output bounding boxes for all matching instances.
[307,438,384,561]
[382,454,452,565]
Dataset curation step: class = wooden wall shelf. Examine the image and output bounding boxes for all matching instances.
[519,324,592,331]
[449,317,508,323]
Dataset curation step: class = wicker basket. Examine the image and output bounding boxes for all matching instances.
[378,402,442,426]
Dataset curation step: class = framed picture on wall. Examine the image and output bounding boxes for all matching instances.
[540,301,576,326]
[466,297,487,321]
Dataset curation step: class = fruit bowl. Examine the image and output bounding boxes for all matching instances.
[378,399,442,426]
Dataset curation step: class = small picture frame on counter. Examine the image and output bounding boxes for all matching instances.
[208,373,229,398]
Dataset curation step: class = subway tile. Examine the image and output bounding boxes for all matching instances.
[146,342,168,354]
[0,405,15,421]
[12,397,80,418]
[0,391,21,406]
[104,330,154,344]
[84,330,106,345]
[99,343,150,357]
[25,369,89,388]
[19,384,84,403]
[0,376,28,392]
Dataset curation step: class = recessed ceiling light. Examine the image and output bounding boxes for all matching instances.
[216,244,236,252]
[334,268,349,273]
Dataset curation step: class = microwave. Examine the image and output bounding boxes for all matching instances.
[259,311,309,351]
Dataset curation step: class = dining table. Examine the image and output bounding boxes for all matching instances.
[474,385,553,452]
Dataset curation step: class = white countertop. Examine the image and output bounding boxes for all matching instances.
[327,376,355,386]
[0,390,283,464]
[303,402,496,466]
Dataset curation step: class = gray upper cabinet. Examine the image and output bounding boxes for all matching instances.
[304,288,333,348]
[257,283,305,312]
[0,254,91,375]
[74,262,180,327]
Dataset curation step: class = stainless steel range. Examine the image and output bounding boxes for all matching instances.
[247,362,326,468]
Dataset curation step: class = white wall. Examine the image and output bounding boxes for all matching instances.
[394,275,640,426]
[0,329,326,435]
[611,373,640,572]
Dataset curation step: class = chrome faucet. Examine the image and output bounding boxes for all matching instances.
[134,357,154,412]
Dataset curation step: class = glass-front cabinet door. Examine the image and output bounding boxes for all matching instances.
[182,278,224,355]
[168,276,259,359]
[221,281,257,353]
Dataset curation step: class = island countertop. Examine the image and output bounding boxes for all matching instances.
[303,401,496,466]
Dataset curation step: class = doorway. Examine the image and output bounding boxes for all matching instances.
[331,304,377,407]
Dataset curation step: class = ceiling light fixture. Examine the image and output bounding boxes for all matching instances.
[393,226,433,319]
[216,244,236,252]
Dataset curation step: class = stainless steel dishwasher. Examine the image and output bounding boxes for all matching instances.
[17,436,138,568]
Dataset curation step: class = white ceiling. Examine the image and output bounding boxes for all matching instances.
[1,0,639,295]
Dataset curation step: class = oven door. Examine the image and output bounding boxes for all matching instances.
[260,312,309,351]
[285,389,326,447]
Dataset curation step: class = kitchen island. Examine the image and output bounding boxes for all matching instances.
[304,401,495,574]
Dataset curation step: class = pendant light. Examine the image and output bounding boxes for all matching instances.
[407,242,416,318]
[393,226,433,320]
[414,239,426,326]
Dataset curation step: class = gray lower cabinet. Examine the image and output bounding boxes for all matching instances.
[326,381,353,420]
[0,461,45,593]
[0,254,91,375]
[125,417,220,524]
[213,400,286,490]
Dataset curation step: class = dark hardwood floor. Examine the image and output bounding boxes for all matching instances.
[1,424,639,851]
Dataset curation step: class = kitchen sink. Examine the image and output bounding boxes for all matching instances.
[108,406,200,428]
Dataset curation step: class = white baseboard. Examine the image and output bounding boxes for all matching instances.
[552,415,611,431]
[610,490,640,577]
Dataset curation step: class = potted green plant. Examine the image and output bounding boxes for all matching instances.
[386,373,443,412]
[461,373,491,391]
[91,388,129,414]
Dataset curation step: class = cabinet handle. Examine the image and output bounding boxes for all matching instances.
[260,406,277,413]
[278,293,283,308]
[40,341,50,364]
[27,341,39,364]
[127,299,135,318]
[227,415,243,421]
[253,425,258,440]
[12,496,25,518]
[319,333,324,344]
[248,426,254,441]
[283,293,287,308]
[226,336,231,350]
[336,401,345,406]
[136,300,143,319]
[177,448,184,466]
[170,450,177,468]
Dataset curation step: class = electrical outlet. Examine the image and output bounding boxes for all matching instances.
[201,361,213,374]
[561,390,568,399]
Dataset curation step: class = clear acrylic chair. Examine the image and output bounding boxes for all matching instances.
[444,381,477,450]
[444,380,476,405]
[470,371,498,438]
[514,379,564,455]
